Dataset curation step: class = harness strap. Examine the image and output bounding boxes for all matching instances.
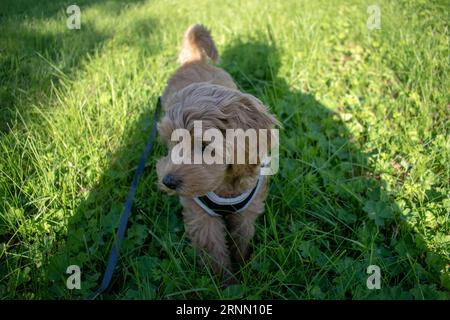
[88,96,161,300]
[193,174,264,217]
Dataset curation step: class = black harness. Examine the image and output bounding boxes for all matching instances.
[193,174,264,217]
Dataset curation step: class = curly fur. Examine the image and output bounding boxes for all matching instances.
[156,24,279,283]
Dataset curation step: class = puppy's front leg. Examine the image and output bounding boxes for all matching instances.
[182,207,232,277]
[226,210,260,264]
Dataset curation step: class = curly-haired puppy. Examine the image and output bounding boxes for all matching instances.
[156,24,279,282]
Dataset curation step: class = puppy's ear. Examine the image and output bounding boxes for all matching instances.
[219,93,280,184]
[157,116,174,145]
[220,93,280,131]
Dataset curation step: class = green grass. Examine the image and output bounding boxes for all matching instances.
[0,0,449,299]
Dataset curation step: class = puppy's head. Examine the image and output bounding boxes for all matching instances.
[156,83,279,197]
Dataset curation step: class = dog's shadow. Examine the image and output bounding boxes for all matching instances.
[218,38,447,298]
[44,37,448,300]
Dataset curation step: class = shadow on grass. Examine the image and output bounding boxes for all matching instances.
[43,34,448,299]
[0,0,145,132]
[41,19,169,300]
[216,37,449,299]
[46,107,167,299]
[0,0,146,20]
[0,1,164,298]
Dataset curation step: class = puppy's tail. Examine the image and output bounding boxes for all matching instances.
[178,24,219,64]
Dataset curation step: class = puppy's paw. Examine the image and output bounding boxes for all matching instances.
[231,245,252,266]
[221,272,239,288]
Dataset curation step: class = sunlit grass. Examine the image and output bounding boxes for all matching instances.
[0,0,448,299]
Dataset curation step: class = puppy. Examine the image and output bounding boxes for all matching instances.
[156,25,279,282]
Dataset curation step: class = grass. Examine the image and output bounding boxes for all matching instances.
[0,0,449,299]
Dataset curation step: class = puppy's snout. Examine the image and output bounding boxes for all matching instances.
[162,174,181,190]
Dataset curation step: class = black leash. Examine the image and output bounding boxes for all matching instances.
[88,97,161,300]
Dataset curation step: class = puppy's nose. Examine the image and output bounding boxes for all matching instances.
[162,174,181,190]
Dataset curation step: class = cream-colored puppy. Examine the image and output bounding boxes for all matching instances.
[156,25,279,282]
